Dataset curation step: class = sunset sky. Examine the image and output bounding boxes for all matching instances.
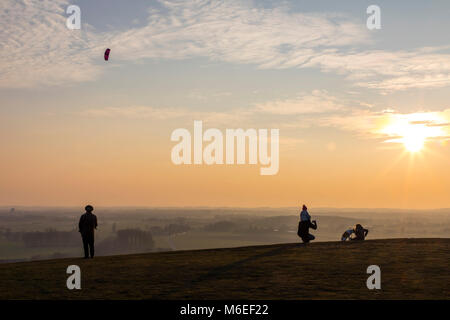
[1,0,450,208]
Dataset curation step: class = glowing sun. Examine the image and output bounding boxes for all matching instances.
[380,112,447,153]
[401,130,425,153]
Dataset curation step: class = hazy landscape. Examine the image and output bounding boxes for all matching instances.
[1,207,449,263]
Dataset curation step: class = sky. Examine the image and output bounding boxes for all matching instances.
[1,0,450,208]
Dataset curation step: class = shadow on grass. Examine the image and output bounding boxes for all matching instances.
[156,243,299,298]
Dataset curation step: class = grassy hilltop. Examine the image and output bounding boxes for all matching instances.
[0,238,449,299]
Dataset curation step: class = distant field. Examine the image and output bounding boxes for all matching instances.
[0,238,448,299]
[152,230,299,251]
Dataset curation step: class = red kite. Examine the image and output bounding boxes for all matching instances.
[104,48,110,61]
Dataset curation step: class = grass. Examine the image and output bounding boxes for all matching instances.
[0,238,448,299]
[0,240,80,260]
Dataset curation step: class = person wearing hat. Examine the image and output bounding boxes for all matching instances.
[297,204,317,243]
[78,205,98,259]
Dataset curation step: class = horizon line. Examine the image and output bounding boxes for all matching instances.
[1,205,449,211]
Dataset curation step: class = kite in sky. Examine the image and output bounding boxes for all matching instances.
[104,48,111,61]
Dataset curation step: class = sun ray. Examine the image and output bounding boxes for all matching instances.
[379,112,447,153]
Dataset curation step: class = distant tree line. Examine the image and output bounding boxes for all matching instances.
[0,228,79,247]
[148,223,190,236]
[97,228,155,255]
[203,221,237,232]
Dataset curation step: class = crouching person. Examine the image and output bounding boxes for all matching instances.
[341,228,354,241]
[297,204,318,243]
[341,224,369,241]
[352,224,368,241]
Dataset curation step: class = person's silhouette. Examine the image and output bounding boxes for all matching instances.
[352,224,368,240]
[78,205,98,259]
[297,204,317,243]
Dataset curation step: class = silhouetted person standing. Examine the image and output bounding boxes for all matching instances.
[79,205,98,259]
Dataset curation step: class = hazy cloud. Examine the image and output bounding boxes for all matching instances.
[2,0,450,92]
[0,0,367,88]
[81,106,188,119]
[109,1,368,65]
[320,109,450,142]
[306,48,450,91]
[254,90,347,115]
[81,105,253,127]
[82,90,348,123]
[0,0,104,88]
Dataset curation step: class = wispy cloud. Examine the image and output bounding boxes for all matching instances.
[81,92,450,150]
[0,0,104,88]
[80,105,252,127]
[109,0,368,66]
[254,90,347,115]
[81,90,348,123]
[2,0,450,92]
[187,90,232,101]
[81,106,188,119]
[93,1,450,92]
[0,0,367,88]
[307,48,450,91]
[320,108,450,143]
